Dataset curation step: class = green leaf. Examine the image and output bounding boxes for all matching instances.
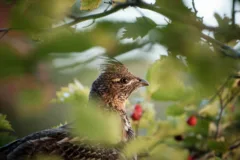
[11,0,74,32]
[54,79,89,105]
[154,117,187,139]
[150,143,188,160]
[213,13,240,42]
[146,56,193,101]
[0,114,13,131]
[80,0,101,10]
[123,137,156,158]
[198,101,219,118]
[122,17,157,40]
[0,114,16,147]
[166,104,185,116]
[157,22,201,55]
[33,32,92,59]
[188,44,236,93]
[155,0,191,15]
[207,140,227,153]
[72,105,122,144]
[0,45,31,77]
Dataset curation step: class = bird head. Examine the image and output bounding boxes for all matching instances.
[89,58,149,111]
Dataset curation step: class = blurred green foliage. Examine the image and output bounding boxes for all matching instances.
[0,114,15,146]
[1,0,240,159]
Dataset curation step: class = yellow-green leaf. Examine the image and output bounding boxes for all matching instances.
[80,0,101,10]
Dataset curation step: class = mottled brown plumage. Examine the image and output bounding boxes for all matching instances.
[0,58,149,160]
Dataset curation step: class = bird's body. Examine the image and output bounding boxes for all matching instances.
[0,59,149,160]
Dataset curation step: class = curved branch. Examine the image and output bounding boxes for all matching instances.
[56,1,140,29]
[201,33,240,58]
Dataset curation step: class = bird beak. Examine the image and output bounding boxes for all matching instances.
[138,78,149,86]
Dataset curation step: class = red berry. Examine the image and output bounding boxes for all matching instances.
[187,115,197,126]
[131,104,143,121]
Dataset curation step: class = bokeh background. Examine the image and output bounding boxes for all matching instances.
[1,0,240,159]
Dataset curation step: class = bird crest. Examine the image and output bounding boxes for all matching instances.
[100,57,129,74]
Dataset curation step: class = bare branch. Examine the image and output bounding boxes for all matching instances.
[59,1,217,32]
[223,138,240,158]
[82,19,96,28]
[192,0,198,15]
[201,33,240,58]
[215,93,224,139]
[0,28,11,39]
[209,76,232,103]
[223,88,240,107]
[215,86,240,138]
[197,151,215,160]
[232,0,236,27]
[232,75,240,79]
[229,139,240,150]
[56,1,140,29]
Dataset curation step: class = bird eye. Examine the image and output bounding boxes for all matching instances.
[121,78,128,84]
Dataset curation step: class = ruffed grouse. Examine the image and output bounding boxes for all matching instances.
[0,59,149,160]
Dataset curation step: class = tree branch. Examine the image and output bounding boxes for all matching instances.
[55,1,140,29]
[58,1,217,32]
[209,76,232,103]
[0,28,11,39]
[223,138,240,158]
[135,2,240,58]
[232,0,236,27]
[215,93,224,139]
[229,139,240,150]
[197,151,215,160]
[192,0,198,15]
[201,33,240,58]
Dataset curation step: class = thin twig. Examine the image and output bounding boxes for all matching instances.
[56,1,218,32]
[209,76,231,103]
[55,1,140,29]
[201,33,240,58]
[229,139,240,150]
[223,88,240,107]
[138,2,240,58]
[232,74,240,79]
[232,0,236,27]
[197,151,215,160]
[104,1,113,12]
[0,28,11,39]
[223,138,240,159]
[82,19,96,28]
[215,93,224,139]
[215,87,240,139]
[192,0,198,15]
[164,18,171,24]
